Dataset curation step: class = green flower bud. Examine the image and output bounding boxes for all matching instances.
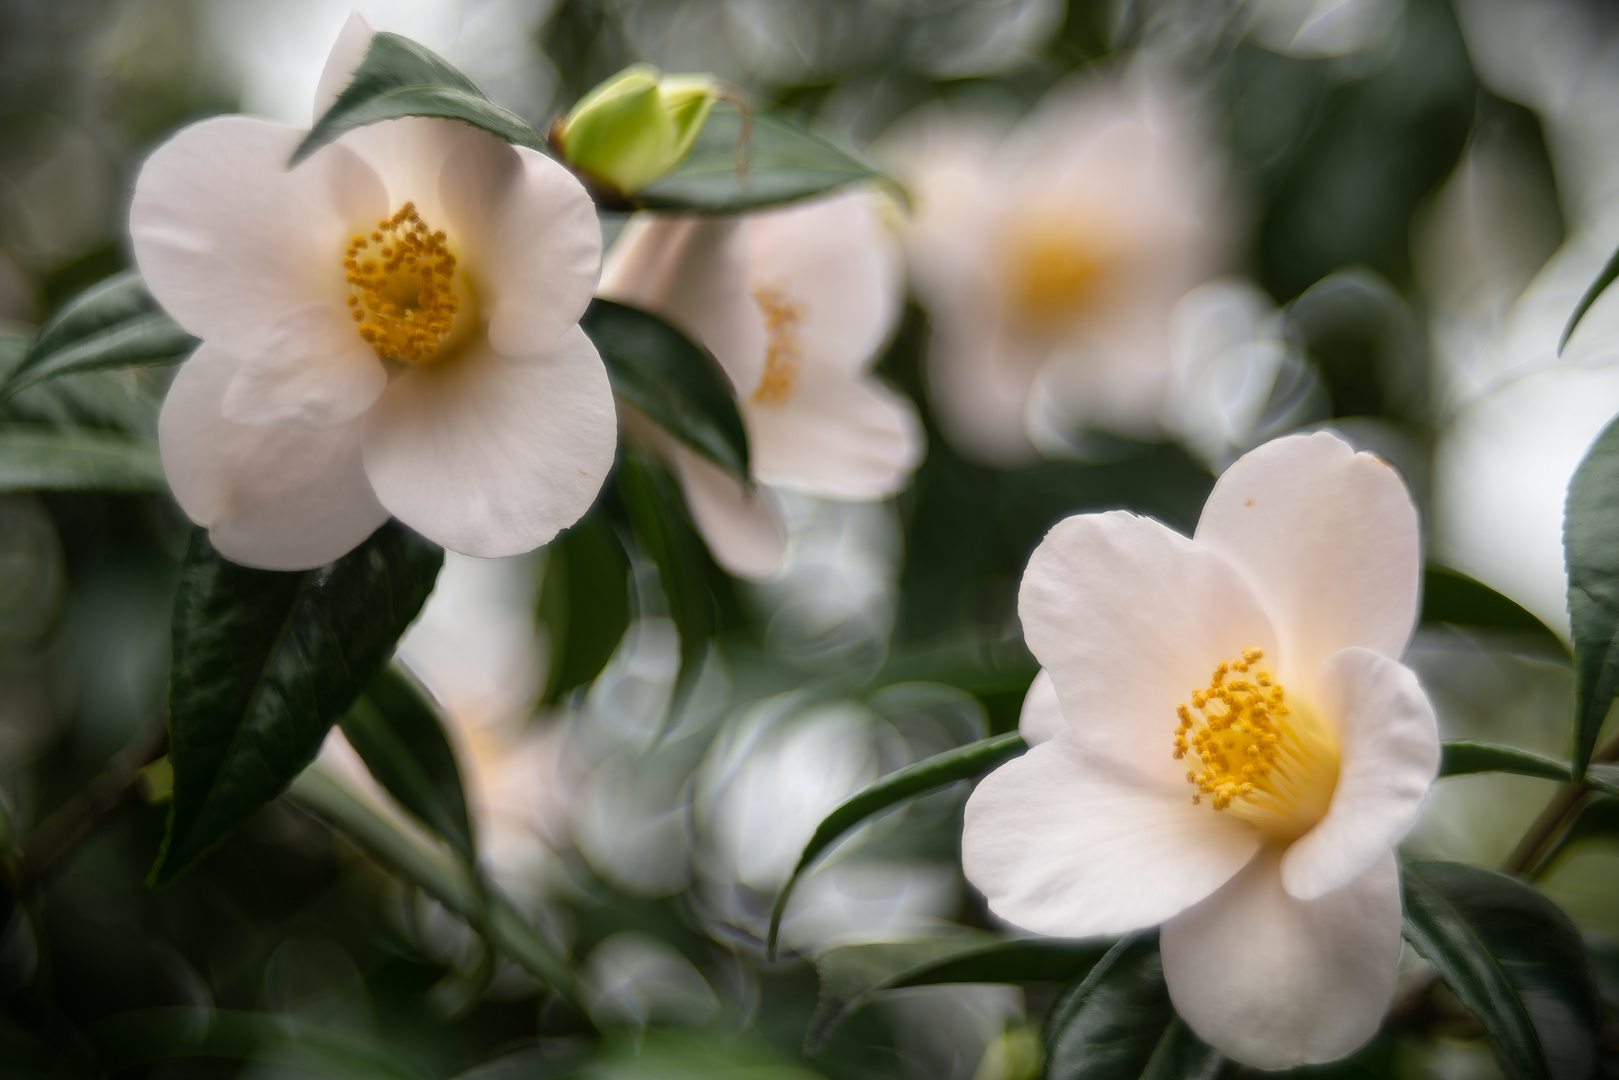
[555,63,728,196]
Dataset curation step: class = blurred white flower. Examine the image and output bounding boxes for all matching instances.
[693,694,959,953]
[134,15,614,570]
[888,69,1227,464]
[599,190,921,580]
[583,931,719,1029]
[1161,277,1326,472]
[964,432,1438,1068]
[1245,0,1404,59]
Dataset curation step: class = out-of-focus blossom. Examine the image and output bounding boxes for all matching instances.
[964,433,1438,1068]
[134,15,614,570]
[583,930,719,1029]
[599,190,921,580]
[1161,277,1327,472]
[693,693,960,953]
[555,64,725,197]
[1244,0,1404,59]
[888,71,1227,464]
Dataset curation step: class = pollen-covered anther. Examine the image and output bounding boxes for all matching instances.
[344,202,462,365]
[751,282,804,408]
[1172,647,1338,839]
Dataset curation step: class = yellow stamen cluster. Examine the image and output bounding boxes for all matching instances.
[751,282,803,408]
[345,202,459,364]
[1174,647,1292,811]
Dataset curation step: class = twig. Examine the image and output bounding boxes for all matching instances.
[1500,727,1619,876]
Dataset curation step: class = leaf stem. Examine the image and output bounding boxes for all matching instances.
[1501,727,1619,875]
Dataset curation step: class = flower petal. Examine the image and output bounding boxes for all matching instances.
[159,346,388,570]
[1193,431,1420,696]
[673,446,788,581]
[599,215,768,395]
[962,731,1260,937]
[361,327,616,558]
[745,191,904,376]
[221,304,387,429]
[1161,848,1402,1070]
[313,13,374,122]
[1018,511,1276,785]
[439,130,601,355]
[749,365,923,499]
[924,310,1043,466]
[130,116,387,349]
[1281,647,1439,900]
[1018,668,1064,746]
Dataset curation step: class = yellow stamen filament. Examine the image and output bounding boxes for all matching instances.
[1173,647,1339,842]
[345,202,461,364]
[751,282,803,408]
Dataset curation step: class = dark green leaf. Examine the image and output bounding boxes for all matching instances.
[636,108,892,214]
[1400,856,1600,1080]
[2,271,196,401]
[1559,242,1619,354]
[1438,741,1570,784]
[293,32,544,165]
[807,933,1107,1054]
[1587,762,1619,798]
[151,522,442,887]
[584,298,749,482]
[0,426,166,494]
[767,732,1027,959]
[538,512,630,705]
[1045,934,1228,1080]
[339,665,474,862]
[1421,565,1570,659]
[1562,412,1619,778]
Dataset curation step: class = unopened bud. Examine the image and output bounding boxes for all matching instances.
[554,64,731,196]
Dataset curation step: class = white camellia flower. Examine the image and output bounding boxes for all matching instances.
[963,432,1440,1069]
[888,69,1226,464]
[598,190,922,579]
[132,15,616,569]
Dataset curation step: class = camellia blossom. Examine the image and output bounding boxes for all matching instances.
[889,70,1226,464]
[598,190,922,580]
[132,15,615,569]
[963,432,1439,1068]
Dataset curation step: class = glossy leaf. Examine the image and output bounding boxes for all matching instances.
[293,32,544,165]
[151,522,442,887]
[1563,412,1619,778]
[767,732,1027,959]
[1587,762,1619,797]
[1045,934,1228,1080]
[807,933,1106,1054]
[537,512,631,705]
[636,108,891,213]
[0,426,166,494]
[1,271,196,402]
[1438,741,1570,784]
[1400,856,1600,1080]
[339,665,474,862]
[1421,565,1569,659]
[1559,241,1619,354]
[583,298,749,482]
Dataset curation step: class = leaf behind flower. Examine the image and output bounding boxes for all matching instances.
[0,426,166,494]
[1562,413,1619,778]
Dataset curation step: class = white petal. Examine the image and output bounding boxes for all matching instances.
[1281,647,1439,899]
[221,304,387,429]
[159,346,388,570]
[313,13,374,122]
[361,326,616,557]
[924,310,1043,466]
[338,116,468,223]
[1161,848,1402,1070]
[1018,511,1276,785]
[130,116,387,349]
[598,216,767,395]
[1018,669,1064,745]
[673,446,787,581]
[962,731,1260,937]
[745,191,904,376]
[749,366,923,499]
[1193,431,1421,697]
[439,132,601,354]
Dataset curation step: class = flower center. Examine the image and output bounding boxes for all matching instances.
[1173,647,1339,843]
[1002,216,1111,327]
[751,282,803,408]
[344,202,472,365]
